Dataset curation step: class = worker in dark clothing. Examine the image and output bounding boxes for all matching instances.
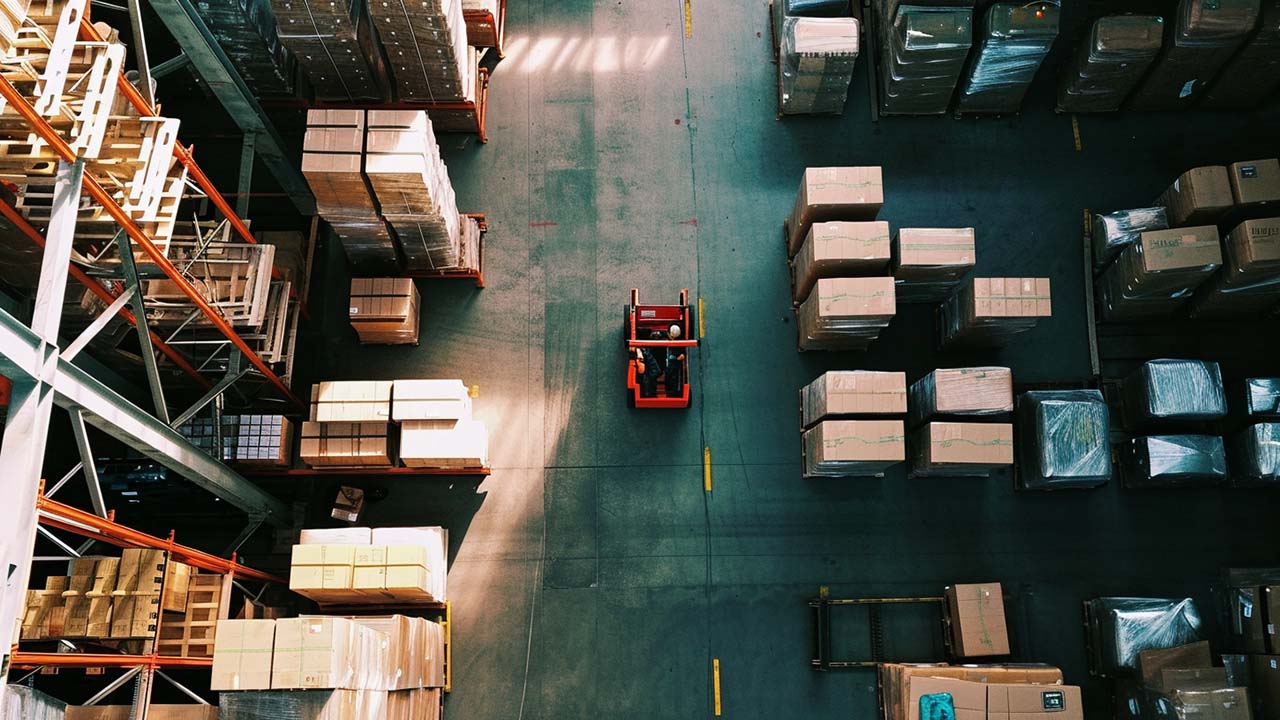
[664,324,686,397]
[634,330,664,398]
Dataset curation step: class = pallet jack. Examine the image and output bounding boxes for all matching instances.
[624,288,697,409]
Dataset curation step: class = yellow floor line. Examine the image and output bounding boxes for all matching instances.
[698,296,705,338]
[1071,115,1082,151]
[713,658,722,716]
[684,0,693,38]
[703,447,712,492]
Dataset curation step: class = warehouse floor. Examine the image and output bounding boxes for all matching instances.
[298,1,1280,717]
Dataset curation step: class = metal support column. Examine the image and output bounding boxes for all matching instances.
[149,53,191,79]
[171,350,246,428]
[68,409,107,517]
[128,0,156,106]
[114,232,170,425]
[237,131,256,218]
[0,161,82,698]
[83,667,143,705]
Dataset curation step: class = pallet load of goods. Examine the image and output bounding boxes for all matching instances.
[771,0,859,116]
[875,0,974,116]
[303,109,480,275]
[198,0,296,96]
[287,525,446,604]
[180,414,295,468]
[300,379,489,470]
[954,2,1059,116]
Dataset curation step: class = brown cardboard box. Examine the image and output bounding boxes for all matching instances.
[1169,688,1253,720]
[946,583,1010,657]
[790,221,892,300]
[786,167,884,252]
[349,279,420,345]
[895,228,976,276]
[211,618,275,690]
[161,561,192,613]
[1229,159,1280,208]
[290,544,356,591]
[1224,218,1280,286]
[907,677,987,720]
[65,706,220,720]
[1230,586,1267,654]
[988,683,1083,720]
[913,422,1015,475]
[115,549,166,595]
[300,421,393,467]
[1137,641,1212,689]
[970,278,1053,318]
[800,370,908,428]
[1138,227,1223,273]
[796,276,897,351]
[1158,667,1229,691]
[272,617,380,690]
[1267,586,1280,654]
[801,420,906,477]
[1159,166,1234,226]
[881,664,1064,720]
[311,381,394,422]
[910,367,1013,426]
[1250,655,1280,718]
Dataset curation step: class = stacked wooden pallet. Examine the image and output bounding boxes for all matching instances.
[272,0,386,101]
[370,0,471,102]
[156,573,230,658]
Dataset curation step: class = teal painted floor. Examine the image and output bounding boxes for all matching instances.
[298,2,1280,717]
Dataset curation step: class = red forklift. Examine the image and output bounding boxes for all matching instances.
[624,288,698,409]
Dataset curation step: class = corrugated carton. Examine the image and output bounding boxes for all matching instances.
[800,370,907,428]
[1158,166,1234,226]
[391,379,472,421]
[300,421,393,467]
[300,528,373,545]
[913,422,1015,476]
[349,279,420,345]
[893,228,976,302]
[796,276,896,351]
[988,684,1083,720]
[909,367,1013,426]
[790,221,891,301]
[311,381,394,422]
[211,619,275,690]
[801,420,905,477]
[786,167,884,253]
[400,419,489,468]
[946,582,1010,657]
[1229,159,1280,209]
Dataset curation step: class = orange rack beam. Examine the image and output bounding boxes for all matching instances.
[244,466,491,477]
[37,492,285,585]
[0,75,304,410]
[8,652,213,670]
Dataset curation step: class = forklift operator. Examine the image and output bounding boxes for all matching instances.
[665,324,686,396]
[635,331,665,398]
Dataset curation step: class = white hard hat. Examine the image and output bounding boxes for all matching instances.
[669,324,682,339]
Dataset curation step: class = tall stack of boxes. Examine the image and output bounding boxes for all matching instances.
[289,526,448,604]
[1222,578,1280,719]
[271,0,386,102]
[955,2,1060,115]
[908,367,1014,478]
[875,1,975,116]
[940,277,1052,347]
[348,278,421,345]
[1056,14,1164,114]
[945,582,1010,658]
[1128,0,1260,111]
[1203,2,1280,109]
[301,381,396,467]
[394,379,489,469]
[892,227,976,303]
[777,15,860,116]
[1190,218,1280,317]
[1099,226,1222,320]
[799,371,907,478]
[370,0,472,103]
[1114,638,1256,720]
[1118,359,1229,488]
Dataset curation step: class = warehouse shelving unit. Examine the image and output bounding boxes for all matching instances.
[312,599,454,693]
[12,487,285,714]
[464,0,508,57]
[246,466,492,477]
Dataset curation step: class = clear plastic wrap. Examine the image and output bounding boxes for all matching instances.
[802,420,906,478]
[940,278,1051,347]
[219,690,388,720]
[197,0,295,95]
[3,685,66,720]
[1057,15,1164,113]
[1086,597,1202,676]
[272,0,387,101]
[1098,229,1222,321]
[1244,378,1280,417]
[908,367,1013,427]
[783,0,850,16]
[1204,2,1280,108]
[1168,688,1253,719]
[1121,359,1227,425]
[1121,435,1227,488]
[1129,0,1262,110]
[1092,207,1169,269]
[1016,390,1113,490]
[892,227,976,303]
[956,2,1060,114]
[795,277,896,351]
[1230,423,1280,486]
[779,16,860,115]
[878,3,975,115]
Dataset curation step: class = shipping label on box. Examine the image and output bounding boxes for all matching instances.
[1139,227,1223,272]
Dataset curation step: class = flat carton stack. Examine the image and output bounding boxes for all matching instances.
[349,278,421,344]
[875,1,975,116]
[290,525,448,604]
[800,371,907,429]
[1156,166,1234,226]
[197,0,295,96]
[878,662,1077,720]
[790,221,891,303]
[796,277,896,351]
[892,227,976,303]
[908,367,1014,479]
[1056,15,1164,114]
[1189,218,1280,317]
[778,16,860,116]
[1100,226,1222,320]
[944,582,1010,658]
[370,0,471,103]
[271,0,386,102]
[394,379,489,469]
[301,381,395,467]
[1129,0,1260,111]
[940,277,1051,346]
[302,110,398,270]
[180,414,293,467]
[785,167,885,257]
[365,111,466,272]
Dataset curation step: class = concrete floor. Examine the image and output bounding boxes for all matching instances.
[298,2,1280,717]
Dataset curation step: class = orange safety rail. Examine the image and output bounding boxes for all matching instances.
[0,200,213,390]
[8,651,213,669]
[0,77,304,409]
[37,491,285,585]
[77,18,280,284]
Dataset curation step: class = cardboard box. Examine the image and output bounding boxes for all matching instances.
[1224,218,1280,286]
[786,167,884,253]
[386,545,429,567]
[910,367,1013,426]
[371,527,448,601]
[988,683,1083,720]
[161,561,192,613]
[272,617,383,690]
[391,379,472,421]
[800,370,908,427]
[946,583,1010,657]
[942,279,1051,347]
[796,276,897,351]
[913,422,1015,476]
[400,419,489,469]
[1230,586,1267,654]
[1169,688,1253,720]
[64,706,220,720]
[790,221,891,301]
[332,486,365,523]
[311,381,394,422]
[1159,166,1233,226]
[1138,227,1223,273]
[291,566,354,591]
[880,663,1064,720]
[1158,667,1229,691]
[211,618,275,690]
[86,596,113,637]
[1250,655,1280,719]
[292,544,358,567]
[1267,585,1280,653]
[300,527,373,545]
[349,279,420,345]
[355,546,389,567]
[115,549,166,595]
[1137,641,1212,689]
[384,565,431,593]
[1229,159,1280,208]
[801,420,905,477]
[300,421,393,467]
[907,677,987,720]
[354,566,387,590]
[894,227,977,278]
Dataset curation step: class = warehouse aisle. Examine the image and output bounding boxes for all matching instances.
[305,1,1280,718]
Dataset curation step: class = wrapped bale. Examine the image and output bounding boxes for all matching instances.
[220,690,388,720]
[940,277,1051,347]
[1243,377,1280,417]
[800,370,907,428]
[1120,359,1227,426]
[1092,207,1169,270]
[910,421,1014,477]
[801,420,906,478]
[1188,218,1280,317]
[877,3,975,115]
[1098,227,1222,321]
[1016,390,1113,490]
[1120,435,1227,488]
[1085,597,1202,676]
[1129,0,1262,111]
[1057,15,1164,113]
[273,0,388,101]
[892,227,976,303]
[778,16,860,116]
[198,0,296,95]
[1203,1,1280,108]
[2,685,66,720]
[791,221,891,304]
[956,2,1060,115]
[1229,423,1280,486]
[907,367,1013,427]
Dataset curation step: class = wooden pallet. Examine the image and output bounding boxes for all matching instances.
[154,574,230,658]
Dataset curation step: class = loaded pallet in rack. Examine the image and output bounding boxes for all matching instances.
[272,0,388,102]
[371,0,472,103]
[463,0,506,55]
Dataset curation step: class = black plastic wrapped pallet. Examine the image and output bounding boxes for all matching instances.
[1057,14,1165,113]
[197,0,295,95]
[783,0,852,17]
[273,0,389,101]
[955,2,1060,115]
[1243,378,1280,417]
[1120,434,1227,488]
[1128,0,1262,111]
[1203,1,1280,108]
[1229,422,1280,486]
[1091,207,1168,270]
[1016,390,1112,490]
[1085,597,1203,677]
[1120,359,1228,427]
[877,2,975,116]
